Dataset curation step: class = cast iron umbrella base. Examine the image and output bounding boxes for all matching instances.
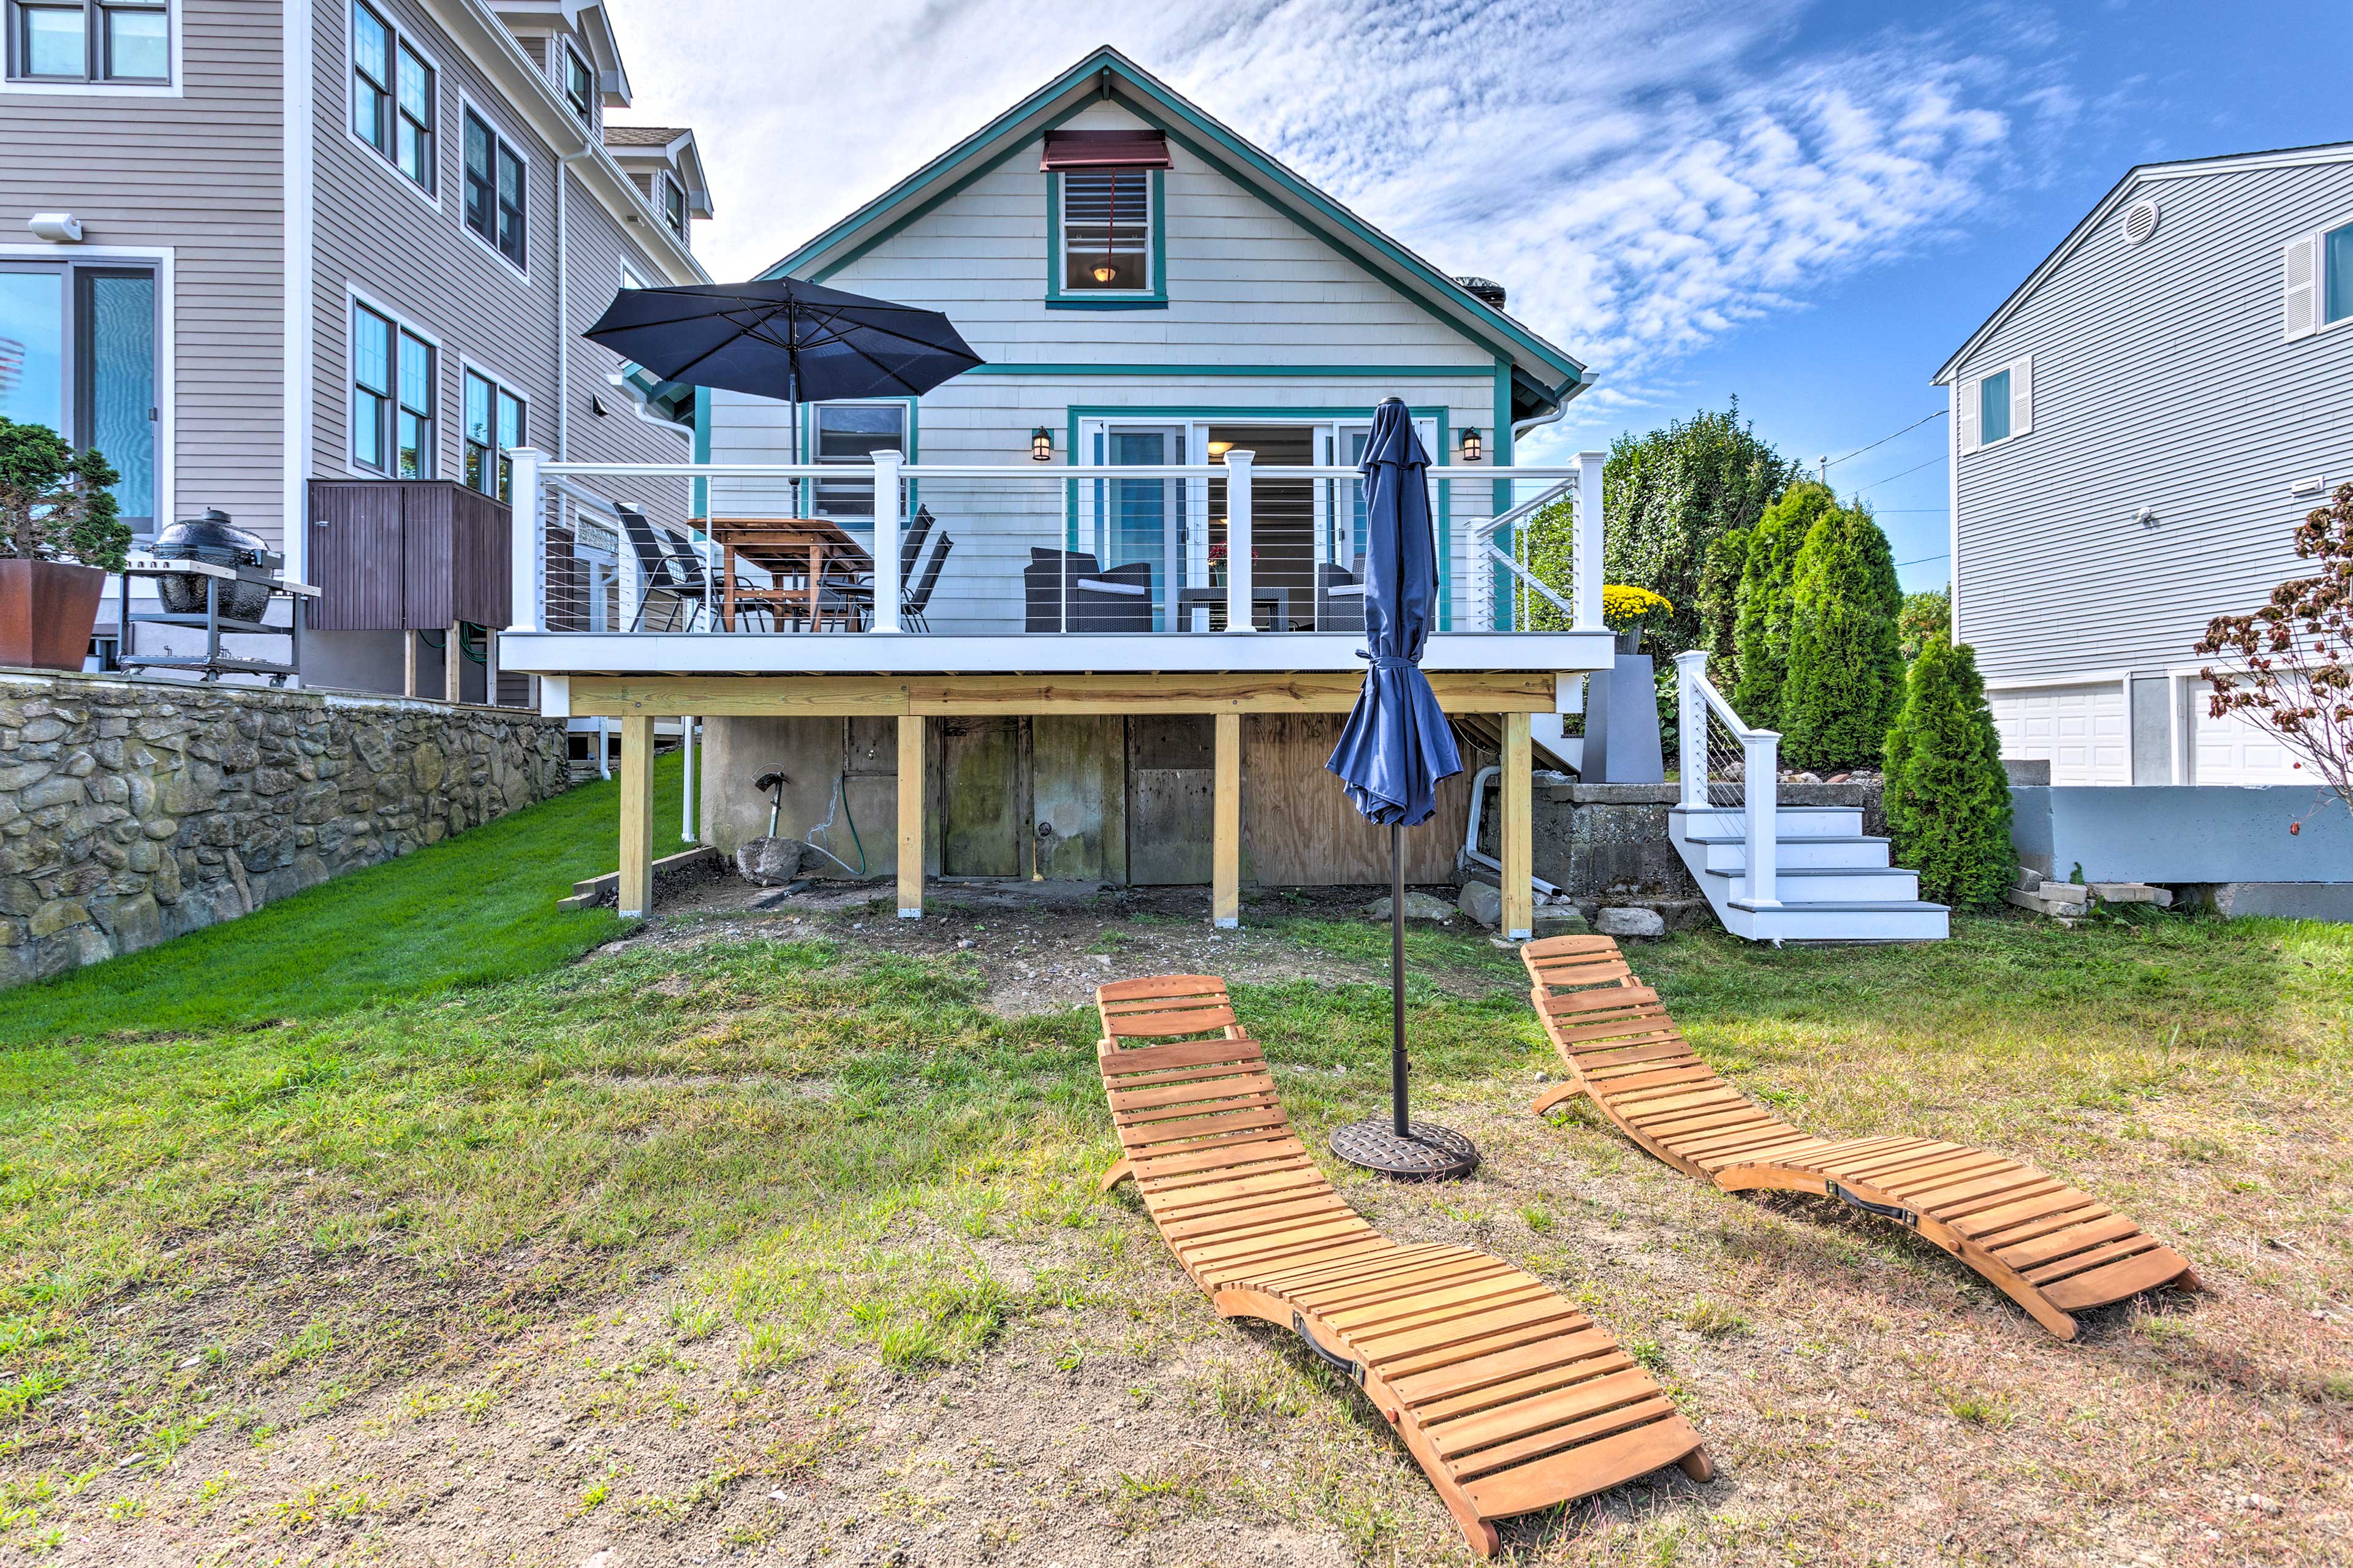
[1330,1118,1480,1180]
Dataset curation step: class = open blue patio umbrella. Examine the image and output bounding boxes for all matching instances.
[1324,398,1477,1178]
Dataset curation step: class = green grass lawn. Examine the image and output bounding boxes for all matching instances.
[0,779,2344,1562]
[0,751,692,1045]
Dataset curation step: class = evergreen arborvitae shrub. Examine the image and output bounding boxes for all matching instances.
[1780,502,1905,771]
[1695,527,1749,688]
[1729,482,1833,730]
[1882,635,2014,908]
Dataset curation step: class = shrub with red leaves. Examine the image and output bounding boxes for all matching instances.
[2195,483,2353,822]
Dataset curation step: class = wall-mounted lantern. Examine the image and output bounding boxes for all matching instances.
[1031,426,1055,462]
[1461,427,1483,463]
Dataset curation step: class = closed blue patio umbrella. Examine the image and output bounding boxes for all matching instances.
[1325,398,1477,1178]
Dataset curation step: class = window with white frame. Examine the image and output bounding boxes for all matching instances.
[462,108,526,270]
[2281,219,2353,339]
[350,2,433,194]
[462,368,525,501]
[1059,169,1151,293]
[349,300,434,478]
[810,403,906,520]
[0,259,158,529]
[561,42,591,123]
[1957,357,2031,453]
[7,0,168,84]
[662,175,686,240]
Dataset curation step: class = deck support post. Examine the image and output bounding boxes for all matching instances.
[617,714,655,918]
[445,623,462,704]
[402,630,417,699]
[896,713,923,918]
[1213,710,1241,928]
[1502,710,1533,940]
[484,627,499,706]
[680,716,696,843]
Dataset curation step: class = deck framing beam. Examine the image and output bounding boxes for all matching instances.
[564,671,1558,719]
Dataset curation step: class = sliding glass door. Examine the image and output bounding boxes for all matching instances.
[0,260,157,532]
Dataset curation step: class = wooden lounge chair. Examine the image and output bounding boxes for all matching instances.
[1519,935,2200,1341]
[1094,974,1710,1558]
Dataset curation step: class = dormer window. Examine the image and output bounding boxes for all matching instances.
[662,174,685,239]
[1041,129,1169,308]
[563,44,590,123]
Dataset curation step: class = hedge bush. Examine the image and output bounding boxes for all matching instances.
[1781,501,1904,771]
[1729,482,1835,732]
[1882,634,2014,908]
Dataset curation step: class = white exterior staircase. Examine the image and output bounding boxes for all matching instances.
[1668,652,1949,943]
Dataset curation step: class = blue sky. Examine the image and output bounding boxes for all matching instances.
[607,0,2352,594]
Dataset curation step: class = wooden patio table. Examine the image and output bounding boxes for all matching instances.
[696,518,873,632]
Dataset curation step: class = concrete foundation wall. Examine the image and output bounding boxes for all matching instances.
[2010,785,2353,884]
[0,670,570,990]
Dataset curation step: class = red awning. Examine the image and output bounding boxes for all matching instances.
[1039,129,1172,171]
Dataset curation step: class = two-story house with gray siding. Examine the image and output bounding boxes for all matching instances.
[1934,140,2353,788]
[0,0,712,702]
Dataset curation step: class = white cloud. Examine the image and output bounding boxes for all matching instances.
[602,0,2064,447]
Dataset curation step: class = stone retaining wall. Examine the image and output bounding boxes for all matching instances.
[0,671,570,989]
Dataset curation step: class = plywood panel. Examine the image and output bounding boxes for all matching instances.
[1128,716,1214,885]
[939,716,1023,877]
[1243,714,1476,886]
[1034,715,1126,882]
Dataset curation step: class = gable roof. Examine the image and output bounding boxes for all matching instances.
[604,124,714,216]
[761,46,1586,422]
[1934,138,2353,385]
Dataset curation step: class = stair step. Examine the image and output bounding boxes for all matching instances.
[1707,865,1919,902]
[1697,835,1892,871]
[1726,897,1952,942]
[1674,805,1865,838]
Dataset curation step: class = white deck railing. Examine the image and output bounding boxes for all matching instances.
[501,449,1605,642]
[1674,649,1779,908]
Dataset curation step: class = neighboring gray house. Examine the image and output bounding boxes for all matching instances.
[0,0,712,701]
[1934,140,2353,787]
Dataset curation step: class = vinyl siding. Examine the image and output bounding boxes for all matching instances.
[1952,156,2353,687]
[561,171,691,527]
[711,100,1510,635]
[311,0,560,526]
[0,0,285,537]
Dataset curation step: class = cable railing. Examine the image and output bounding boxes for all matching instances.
[1673,650,1779,908]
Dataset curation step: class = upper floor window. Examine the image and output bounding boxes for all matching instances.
[463,109,526,271]
[662,175,686,240]
[7,0,169,85]
[349,300,434,478]
[562,44,591,123]
[463,369,525,501]
[1059,170,1150,293]
[350,2,433,194]
[2325,221,2353,327]
[1958,357,2031,453]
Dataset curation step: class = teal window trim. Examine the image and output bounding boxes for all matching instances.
[1059,401,1454,626]
[1978,368,2012,445]
[2325,221,2353,325]
[1046,167,1167,308]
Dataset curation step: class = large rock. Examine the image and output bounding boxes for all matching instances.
[736,835,807,886]
[1367,890,1455,922]
[1595,905,1667,939]
[1456,880,1504,928]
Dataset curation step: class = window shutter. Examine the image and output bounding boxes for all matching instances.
[2009,356,2033,437]
[2284,233,2322,340]
[1957,376,1980,453]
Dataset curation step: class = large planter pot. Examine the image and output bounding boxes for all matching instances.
[0,559,107,672]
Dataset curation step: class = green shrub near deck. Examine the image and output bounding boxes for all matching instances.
[1780,502,1905,771]
[1729,481,1835,730]
[1883,635,2015,908]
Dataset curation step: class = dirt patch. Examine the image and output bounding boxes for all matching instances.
[621,879,1506,1015]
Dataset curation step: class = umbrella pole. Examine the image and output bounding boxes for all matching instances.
[1391,819,1408,1138]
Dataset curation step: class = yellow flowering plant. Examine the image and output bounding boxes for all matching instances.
[1601,585,1674,627]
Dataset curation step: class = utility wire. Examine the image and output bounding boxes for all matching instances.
[1853,452,1945,495]
[1824,409,1946,471]
[1896,552,1950,567]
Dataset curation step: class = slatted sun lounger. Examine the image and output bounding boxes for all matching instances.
[1095,974,1710,1558]
[1519,935,2200,1341]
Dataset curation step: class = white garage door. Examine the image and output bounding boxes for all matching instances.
[2194,702,2296,785]
[1990,683,2129,785]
